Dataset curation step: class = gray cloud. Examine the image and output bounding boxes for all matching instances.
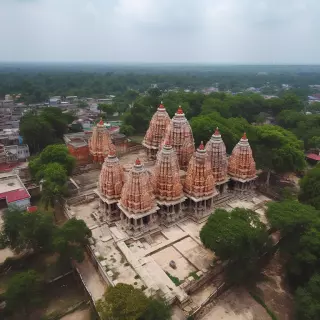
[0,0,320,63]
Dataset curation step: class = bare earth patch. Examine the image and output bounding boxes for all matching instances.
[201,288,271,320]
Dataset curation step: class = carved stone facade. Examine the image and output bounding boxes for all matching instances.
[96,153,124,223]
[184,142,218,220]
[205,128,229,193]
[88,119,116,163]
[227,133,257,191]
[153,143,186,224]
[163,106,195,170]
[142,103,171,160]
[118,159,159,236]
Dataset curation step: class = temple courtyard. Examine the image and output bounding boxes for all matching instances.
[65,188,272,314]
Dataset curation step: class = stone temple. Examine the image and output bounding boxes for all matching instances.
[94,104,257,236]
[88,119,116,163]
[142,102,171,160]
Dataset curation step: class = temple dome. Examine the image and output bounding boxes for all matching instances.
[88,119,116,163]
[119,159,157,215]
[205,128,228,184]
[162,106,195,170]
[142,102,170,151]
[227,133,257,181]
[153,143,184,203]
[184,142,218,199]
[98,153,124,200]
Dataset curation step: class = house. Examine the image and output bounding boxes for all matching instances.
[0,173,31,209]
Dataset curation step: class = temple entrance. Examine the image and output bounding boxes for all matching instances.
[142,215,149,225]
[228,179,236,191]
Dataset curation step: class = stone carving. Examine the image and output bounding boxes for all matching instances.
[153,143,186,223]
[142,102,171,160]
[227,133,257,181]
[88,119,116,163]
[162,106,195,170]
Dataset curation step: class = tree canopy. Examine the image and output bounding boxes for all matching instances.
[295,273,320,320]
[200,208,270,283]
[299,163,320,210]
[266,201,320,286]
[5,270,44,317]
[96,283,171,320]
[1,208,91,263]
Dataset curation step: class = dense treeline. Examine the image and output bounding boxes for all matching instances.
[2,65,320,103]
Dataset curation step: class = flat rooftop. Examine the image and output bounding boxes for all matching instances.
[0,173,30,203]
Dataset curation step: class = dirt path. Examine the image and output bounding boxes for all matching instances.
[60,308,91,320]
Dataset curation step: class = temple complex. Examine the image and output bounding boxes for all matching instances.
[227,133,257,192]
[96,152,124,223]
[184,142,218,220]
[118,158,159,237]
[205,128,229,193]
[153,142,186,224]
[142,103,171,160]
[162,106,195,170]
[88,119,116,163]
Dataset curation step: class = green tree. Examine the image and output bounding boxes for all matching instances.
[141,298,172,320]
[53,218,91,263]
[41,107,69,139]
[299,164,320,210]
[98,103,116,117]
[78,101,89,108]
[20,112,54,153]
[200,208,270,283]
[250,125,306,184]
[266,201,320,285]
[41,163,68,209]
[5,270,44,318]
[1,207,54,253]
[96,283,149,320]
[29,144,75,180]
[295,274,320,320]
[120,124,135,136]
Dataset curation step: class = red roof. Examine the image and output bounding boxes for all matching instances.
[306,153,320,161]
[0,189,30,204]
[0,162,23,173]
[27,206,38,213]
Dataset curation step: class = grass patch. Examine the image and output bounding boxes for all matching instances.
[188,272,201,280]
[166,272,182,286]
[249,291,279,320]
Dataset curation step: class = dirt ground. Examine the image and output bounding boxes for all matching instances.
[60,307,92,320]
[201,288,271,320]
[257,251,294,320]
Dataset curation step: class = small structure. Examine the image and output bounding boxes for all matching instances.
[96,153,124,223]
[118,158,159,236]
[88,119,116,163]
[205,128,229,193]
[227,133,257,192]
[142,102,170,160]
[306,152,320,165]
[163,106,195,170]
[0,173,31,209]
[153,143,186,224]
[184,142,218,220]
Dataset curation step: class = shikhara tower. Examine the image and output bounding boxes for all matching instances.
[153,142,186,224]
[88,119,116,163]
[118,158,159,236]
[205,128,229,193]
[162,106,195,170]
[142,102,171,160]
[184,142,218,219]
[228,133,257,191]
[96,152,124,223]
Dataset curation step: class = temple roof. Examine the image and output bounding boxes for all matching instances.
[142,102,171,150]
[227,133,257,181]
[88,121,116,163]
[205,128,228,184]
[99,153,124,200]
[153,143,184,203]
[162,106,195,170]
[119,159,157,215]
[184,143,217,200]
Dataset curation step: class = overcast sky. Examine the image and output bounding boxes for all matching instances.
[0,0,319,64]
